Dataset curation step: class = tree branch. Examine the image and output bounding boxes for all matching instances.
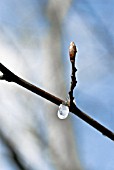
[0,63,114,141]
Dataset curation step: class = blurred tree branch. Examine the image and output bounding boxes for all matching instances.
[0,62,114,141]
[0,129,30,170]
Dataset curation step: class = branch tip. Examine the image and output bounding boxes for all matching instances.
[69,42,77,62]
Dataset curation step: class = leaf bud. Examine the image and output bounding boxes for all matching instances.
[69,42,77,62]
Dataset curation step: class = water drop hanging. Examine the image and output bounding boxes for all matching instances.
[57,104,69,119]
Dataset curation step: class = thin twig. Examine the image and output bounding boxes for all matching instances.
[69,61,77,105]
[0,63,114,141]
[69,42,77,106]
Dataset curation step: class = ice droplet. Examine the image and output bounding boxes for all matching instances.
[57,104,69,119]
[0,71,3,76]
[73,99,76,105]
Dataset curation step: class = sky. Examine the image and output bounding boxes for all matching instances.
[65,1,114,169]
[0,0,114,170]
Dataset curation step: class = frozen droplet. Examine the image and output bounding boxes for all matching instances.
[57,104,69,119]
[0,72,3,79]
[73,99,76,105]
[0,71,3,76]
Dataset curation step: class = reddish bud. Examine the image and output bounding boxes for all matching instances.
[69,42,77,62]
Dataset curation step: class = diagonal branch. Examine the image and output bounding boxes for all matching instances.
[0,63,114,141]
[0,63,62,105]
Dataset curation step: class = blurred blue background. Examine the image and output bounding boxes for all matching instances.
[0,0,114,170]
